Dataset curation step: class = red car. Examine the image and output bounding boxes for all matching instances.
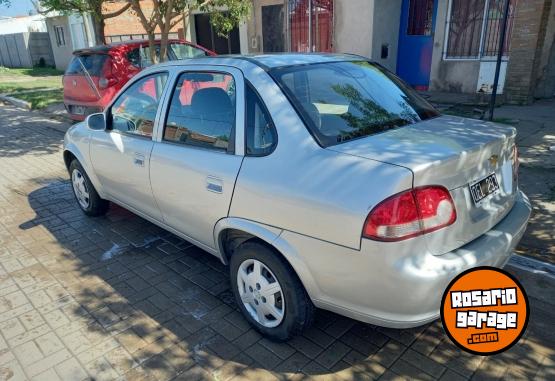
[63,39,216,121]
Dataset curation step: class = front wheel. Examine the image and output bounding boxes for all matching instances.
[69,160,109,216]
[230,241,314,341]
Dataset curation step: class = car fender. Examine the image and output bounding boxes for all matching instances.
[64,141,106,199]
[213,217,321,300]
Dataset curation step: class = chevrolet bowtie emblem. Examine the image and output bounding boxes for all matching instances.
[489,154,499,167]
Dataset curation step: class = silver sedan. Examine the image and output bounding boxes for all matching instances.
[63,54,531,341]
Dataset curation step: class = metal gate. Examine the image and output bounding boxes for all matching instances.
[288,0,333,52]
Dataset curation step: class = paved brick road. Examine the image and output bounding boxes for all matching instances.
[0,104,554,381]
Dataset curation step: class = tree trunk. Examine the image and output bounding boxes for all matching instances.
[148,34,158,64]
[92,17,106,45]
[159,24,170,62]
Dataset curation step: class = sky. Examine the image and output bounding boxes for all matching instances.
[0,0,36,17]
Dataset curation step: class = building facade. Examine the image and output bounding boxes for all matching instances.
[45,13,96,70]
[182,0,555,102]
[100,0,554,103]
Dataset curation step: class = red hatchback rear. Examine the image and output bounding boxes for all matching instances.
[63,39,215,120]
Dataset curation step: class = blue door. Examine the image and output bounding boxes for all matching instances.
[396,0,438,90]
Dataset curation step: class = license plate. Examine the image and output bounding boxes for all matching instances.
[72,106,85,115]
[469,173,500,204]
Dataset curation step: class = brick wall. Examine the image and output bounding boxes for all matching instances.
[505,0,552,104]
[103,0,182,37]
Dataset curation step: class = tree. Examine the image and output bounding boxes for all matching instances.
[130,0,251,64]
[37,0,132,45]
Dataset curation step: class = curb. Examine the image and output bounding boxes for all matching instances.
[0,94,31,110]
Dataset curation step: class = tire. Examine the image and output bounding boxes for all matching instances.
[69,159,109,217]
[230,240,314,341]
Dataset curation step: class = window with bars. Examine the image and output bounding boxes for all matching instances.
[445,0,517,59]
[289,0,333,53]
[408,0,435,36]
[54,26,66,47]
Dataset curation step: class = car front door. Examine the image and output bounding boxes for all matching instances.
[89,71,169,221]
[150,67,244,250]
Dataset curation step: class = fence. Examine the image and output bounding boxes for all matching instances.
[105,32,180,44]
[289,0,334,53]
[0,32,55,68]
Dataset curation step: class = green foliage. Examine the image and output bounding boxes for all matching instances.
[39,0,95,15]
[15,89,63,109]
[200,0,252,37]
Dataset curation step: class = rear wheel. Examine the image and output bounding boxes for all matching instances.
[230,241,314,341]
[69,160,109,216]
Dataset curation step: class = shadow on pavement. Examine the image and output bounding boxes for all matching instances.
[14,177,555,379]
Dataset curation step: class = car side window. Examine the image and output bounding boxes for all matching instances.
[110,72,168,137]
[127,46,161,68]
[245,84,277,156]
[163,72,236,153]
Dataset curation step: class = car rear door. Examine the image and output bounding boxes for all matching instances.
[149,66,245,250]
[89,71,170,221]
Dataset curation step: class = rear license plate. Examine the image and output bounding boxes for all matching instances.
[469,173,500,204]
[72,106,85,115]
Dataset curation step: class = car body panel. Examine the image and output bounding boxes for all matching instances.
[328,115,519,255]
[281,191,530,328]
[63,54,531,329]
[149,65,245,249]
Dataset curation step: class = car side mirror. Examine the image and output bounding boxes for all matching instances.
[86,113,106,130]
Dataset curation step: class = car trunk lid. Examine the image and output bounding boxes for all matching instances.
[328,115,518,255]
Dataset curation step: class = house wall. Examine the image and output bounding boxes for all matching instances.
[0,32,54,68]
[46,16,74,70]
[534,1,555,98]
[0,15,47,35]
[103,0,181,38]
[371,0,402,71]
[334,0,375,57]
[505,0,553,103]
[28,32,55,67]
[429,0,480,93]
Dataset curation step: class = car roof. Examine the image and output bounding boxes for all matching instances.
[155,53,368,71]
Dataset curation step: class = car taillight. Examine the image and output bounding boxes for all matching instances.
[363,186,457,241]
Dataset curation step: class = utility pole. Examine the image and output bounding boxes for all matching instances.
[488,0,511,121]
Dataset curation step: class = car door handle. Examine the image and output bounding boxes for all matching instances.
[206,176,223,193]
[134,153,145,167]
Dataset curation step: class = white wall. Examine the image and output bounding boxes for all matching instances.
[334,0,375,57]
[46,16,74,70]
[0,15,47,35]
[371,0,402,72]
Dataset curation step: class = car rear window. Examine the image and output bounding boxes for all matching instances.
[270,61,440,147]
[65,54,110,76]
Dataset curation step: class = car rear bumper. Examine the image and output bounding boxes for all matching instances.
[63,101,104,121]
[277,190,531,328]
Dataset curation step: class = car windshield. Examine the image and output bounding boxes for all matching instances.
[270,61,440,146]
